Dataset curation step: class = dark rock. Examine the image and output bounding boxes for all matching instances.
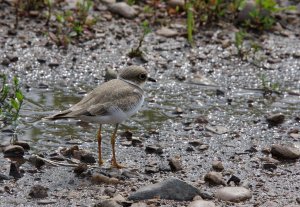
[9,162,22,179]
[3,145,25,158]
[189,140,203,146]
[14,141,30,150]
[227,175,241,185]
[0,173,13,181]
[199,190,214,200]
[38,83,49,89]
[128,177,200,201]
[72,149,96,164]
[204,171,226,185]
[169,157,183,172]
[145,144,163,155]
[29,185,48,198]
[271,144,300,159]
[266,113,285,126]
[28,155,46,168]
[212,160,224,171]
[215,187,252,202]
[37,58,46,64]
[60,145,79,157]
[262,162,277,171]
[74,163,88,175]
[105,68,118,82]
[48,62,59,68]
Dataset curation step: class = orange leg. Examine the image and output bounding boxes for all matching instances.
[97,124,104,166]
[110,124,125,169]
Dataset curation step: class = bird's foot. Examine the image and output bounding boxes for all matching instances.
[98,159,104,166]
[111,160,125,169]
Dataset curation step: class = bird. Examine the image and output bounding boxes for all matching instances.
[45,65,156,168]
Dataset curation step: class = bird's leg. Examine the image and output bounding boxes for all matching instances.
[111,124,124,169]
[97,124,104,166]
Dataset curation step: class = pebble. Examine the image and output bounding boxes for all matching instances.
[73,163,88,175]
[94,200,122,207]
[167,0,185,8]
[266,113,285,126]
[204,171,225,185]
[3,145,25,158]
[215,187,252,202]
[212,160,224,171]
[145,144,163,155]
[73,149,96,164]
[205,125,229,135]
[9,162,22,179]
[128,177,200,201]
[91,174,120,185]
[37,199,57,205]
[29,185,48,198]
[169,157,183,171]
[188,200,216,207]
[108,2,138,19]
[14,141,30,150]
[156,27,178,37]
[271,144,300,159]
[227,175,241,185]
[105,68,118,81]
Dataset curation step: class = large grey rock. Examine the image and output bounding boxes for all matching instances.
[108,2,137,19]
[271,144,300,159]
[128,177,200,201]
[188,200,216,207]
[215,187,252,202]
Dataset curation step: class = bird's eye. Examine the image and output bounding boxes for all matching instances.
[139,73,147,80]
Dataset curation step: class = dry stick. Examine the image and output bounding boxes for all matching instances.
[32,154,100,168]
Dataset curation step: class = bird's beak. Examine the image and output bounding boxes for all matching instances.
[147,77,156,82]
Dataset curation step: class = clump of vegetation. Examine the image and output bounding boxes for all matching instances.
[48,0,96,48]
[128,20,151,58]
[259,73,281,97]
[242,0,296,30]
[0,75,24,129]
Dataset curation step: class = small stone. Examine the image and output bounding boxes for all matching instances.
[60,145,79,156]
[262,162,277,171]
[38,83,49,89]
[169,157,183,171]
[9,162,22,179]
[173,107,183,115]
[3,145,25,158]
[91,174,120,185]
[204,171,225,185]
[29,185,48,198]
[189,140,203,147]
[73,163,88,175]
[108,2,138,19]
[212,160,224,171]
[215,187,252,202]
[167,0,185,8]
[128,177,200,201]
[271,144,300,159]
[206,125,229,135]
[94,200,122,207]
[48,62,60,68]
[14,141,30,150]
[188,200,216,207]
[156,27,178,37]
[227,175,241,185]
[266,113,285,126]
[28,155,46,168]
[145,144,163,155]
[73,149,96,164]
[37,199,57,205]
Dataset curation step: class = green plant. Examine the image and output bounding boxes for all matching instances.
[127,0,135,6]
[186,0,194,45]
[0,75,24,129]
[234,30,246,58]
[128,20,151,58]
[259,73,281,96]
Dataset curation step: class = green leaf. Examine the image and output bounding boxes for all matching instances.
[10,98,19,110]
[16,91,24,102]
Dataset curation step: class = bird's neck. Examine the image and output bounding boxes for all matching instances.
[119,78,144,92]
